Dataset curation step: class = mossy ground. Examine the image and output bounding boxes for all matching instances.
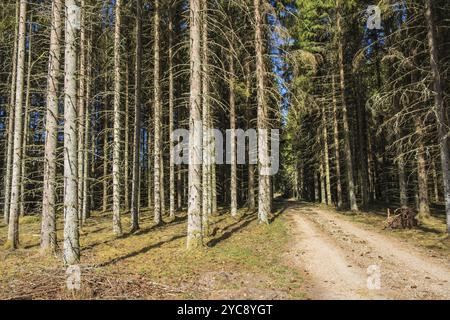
[0,203,305,300]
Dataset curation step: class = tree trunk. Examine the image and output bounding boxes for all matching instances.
[187,0,203,249]
[82,22,92,223]
[397,152,408,208]
[431,158,441,203]
[153,0,162,225]
[379,117,390,204]
[393,92,408,208]
[20,16,32,217]
[355,75,369,207]
[131,0,142,232]
[102,86,109,212]
[124,58,130,211]
[425,0,450,232]
[4,0,20,225]
[254,0,270,224]
[211,159,217,215]
[7,0,27,249]
[160,151,165,216]
[331,74,343,208]
[89,113,95,210]
[414,115,430,219]
[168,6,175,220]
[147,123,152,209]
[336,1,358,211]
[314,172,319,202]
[368,131,378,201]
[63,0,80,265]
[184,166,188,209]
[210,99,217,215]
[295,161,301,199]
[229,52,238,218]
[41,0,62,252]
[177,164,182,210]
[112,0,123,236]
[245,63,255,211]
[201,0,211,235]
[320,159,326,204]
[77,0,86,223]
[322,105,332,205]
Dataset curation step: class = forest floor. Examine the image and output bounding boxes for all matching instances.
[0,204,305,300]
[285,201,450,299]
[0,200,449,300]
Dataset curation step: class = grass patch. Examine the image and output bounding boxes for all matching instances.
[0,205,305,300]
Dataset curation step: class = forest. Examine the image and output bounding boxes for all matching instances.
[0,0,449,300]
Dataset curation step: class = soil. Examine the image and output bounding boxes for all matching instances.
[285,202,450,300]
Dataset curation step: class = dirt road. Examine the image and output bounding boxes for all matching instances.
[285,202,450,300]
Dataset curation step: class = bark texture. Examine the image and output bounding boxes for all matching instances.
[41,0,63,251]
[254,0,270,224]
[187,0,203,249]
[7,0,28,248]
[63,0,80,265]
[112,0,123,236]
